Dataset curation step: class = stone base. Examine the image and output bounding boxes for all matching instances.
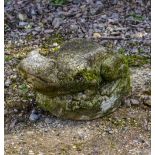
[36,77,130,120]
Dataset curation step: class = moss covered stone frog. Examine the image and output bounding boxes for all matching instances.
[18,39,131,120]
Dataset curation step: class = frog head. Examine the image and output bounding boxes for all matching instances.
[18,39,129,97]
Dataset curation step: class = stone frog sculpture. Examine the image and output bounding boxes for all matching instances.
[18,39,131,120]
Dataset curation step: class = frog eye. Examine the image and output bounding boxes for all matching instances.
[100,53,129,81]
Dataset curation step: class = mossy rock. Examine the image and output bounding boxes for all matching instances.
[18,39,131,120]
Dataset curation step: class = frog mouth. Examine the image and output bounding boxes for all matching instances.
[19,70,101,98]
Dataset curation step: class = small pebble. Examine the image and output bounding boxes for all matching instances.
[18,13,27,21]
[28,150,35,155]
[52,42,58,47]
[52,17,63,28]
[4,109,8,115]
[38,152,44,155]
[93,32,102,38]
[111,0,118,5]
[19,22,28,27]
[124,99,131,107]
[130,99,140,105]
[5,79,11,87]
[105,128,113,134]
[10,119,17,129]
[13,108,18,113]
[29,110,40,122]
[45,118,53,124]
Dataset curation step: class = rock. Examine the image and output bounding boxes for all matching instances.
[108,18,119,25]
[88,29,93,37]
[44,118,53,124]
[70,24,79,31]
[142,95,151,106]
[44,29,54,34]
[130,99,140,105]
[52,43,59,49]
[66,8,77,17]
[124,99,131,107]
[4,109,8,116]
[93,23,102,30]
[86,0,94,5]
[78,32,85,38]
[110,31,121,36]
[105,128,113,134]
[52,18,63,28]
[18,13,27,21]
[38,152,44,155]
[132,48,139,54]
[13,108,18,113]
[90,1,104,15]
[5,79,11,87]
[30,9,36,15]
[111,13,119,19]
[18,39,130,120]
[73,0,81,4]
[29,110,40,122]
[28,150,35,155]
[90,8,101,16]
[10,119,17,129]
[19,22,28,27]
[111,0,118,5]
[96,1,103,6]
[93,32,102,38]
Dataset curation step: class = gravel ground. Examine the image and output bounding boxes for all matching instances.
[4,0,151,154]
[5,106,150,155]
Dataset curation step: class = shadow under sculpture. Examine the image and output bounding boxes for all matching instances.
[18,39,131,120]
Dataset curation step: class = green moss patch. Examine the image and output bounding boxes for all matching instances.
[129,13,144,22]
[5,55,13,62]
[50,0,68,5]
[126,55,150,67]
[76,69,101,83]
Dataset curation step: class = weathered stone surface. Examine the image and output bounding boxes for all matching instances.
[18,39,131,120]
[125,66,151,107]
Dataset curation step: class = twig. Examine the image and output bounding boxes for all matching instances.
[101,36,127,40]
